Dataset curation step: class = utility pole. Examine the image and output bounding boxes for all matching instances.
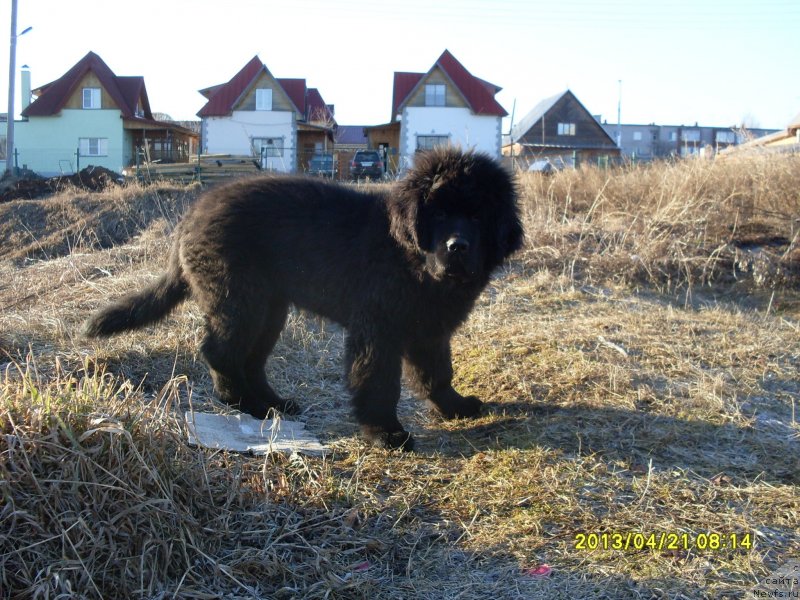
[5,0,19,175]
[5,0,30,176]
[616,79,622,150]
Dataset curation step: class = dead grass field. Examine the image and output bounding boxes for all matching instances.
[1,154,798,599]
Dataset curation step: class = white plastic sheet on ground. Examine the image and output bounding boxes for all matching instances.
[185,411,329,457]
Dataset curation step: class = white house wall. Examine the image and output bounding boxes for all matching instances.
[399,106,502,167]
[203,111,296,173]
[13,109,125,176]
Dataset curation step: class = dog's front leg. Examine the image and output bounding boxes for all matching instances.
[403,335,483,419]
[345,329,412,451]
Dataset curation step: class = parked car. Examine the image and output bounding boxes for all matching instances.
[349,150,384,180]
[308,153,336,178]
[527,156,573,174]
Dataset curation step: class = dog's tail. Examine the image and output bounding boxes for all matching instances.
[83,247,189,338]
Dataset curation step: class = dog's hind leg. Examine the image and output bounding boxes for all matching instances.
[345,327,412,450]
[199,296,292,419]
[244,300,301,415]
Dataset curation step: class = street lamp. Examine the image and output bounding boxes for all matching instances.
[5,0,32,176]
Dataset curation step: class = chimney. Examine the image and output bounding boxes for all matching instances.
[20,65,31,113]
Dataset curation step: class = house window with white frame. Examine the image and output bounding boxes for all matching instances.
[82,88,101,109]
[416,135,449,151]
[252,137,283,157]
[79,137,108,156]
[633,131,642,141]
[424,84,446,107]
[715,130,735,144]
[557,122,576,136]
[256,88,273,111]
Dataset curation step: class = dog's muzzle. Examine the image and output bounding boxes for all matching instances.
[446,236,470,255]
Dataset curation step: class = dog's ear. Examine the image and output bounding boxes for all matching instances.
[387,183,421,252]
[491,203,524,265]
[481,163,525,267]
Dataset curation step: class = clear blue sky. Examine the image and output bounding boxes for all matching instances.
[2,0,798,130]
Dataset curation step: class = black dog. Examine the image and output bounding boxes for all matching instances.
[84,148,523,450]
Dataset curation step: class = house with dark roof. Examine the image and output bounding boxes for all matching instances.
[365,50,507,172]
[197,56,335,173]
[506,90,619,168]
[13,51,197,175]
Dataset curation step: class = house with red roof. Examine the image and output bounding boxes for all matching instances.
[366,50,507,173]
[12,51,197,176]
[197,56,335,173]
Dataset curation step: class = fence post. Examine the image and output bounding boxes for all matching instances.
[75,148,80,173]
[13,148,19,175]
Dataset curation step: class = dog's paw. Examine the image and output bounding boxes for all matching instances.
[362,425,415,451]
[435,394,484,420]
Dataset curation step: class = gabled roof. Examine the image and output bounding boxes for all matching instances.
[197,57,335,124]
[22,51,152,119]
[197,56,277,117]
[510,89,618,148]
[391,72,424,118]
[305,87,334,124]
[392,50,507,119]
[275,78,306,116]
[510,91,564,142]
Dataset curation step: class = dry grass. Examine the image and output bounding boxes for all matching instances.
[1,156,798,599]
[519,152,800,292]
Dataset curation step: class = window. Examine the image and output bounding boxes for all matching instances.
[669,131,678,142]
[633,131,642,141]
[715,130,736,144]
[424,84,446,107]
[255,88,273,111]
[82,88,101,109]
[416,135,449,151]
[682,129,701,142]
[557,122,576,136]
[79,137,108,156]
[253,137,283,157]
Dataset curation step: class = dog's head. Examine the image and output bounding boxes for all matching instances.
[389,147,524,282]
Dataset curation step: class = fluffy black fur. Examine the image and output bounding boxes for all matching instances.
[84,148,523,450]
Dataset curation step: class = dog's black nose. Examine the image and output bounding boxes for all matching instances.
[446,237,470,254]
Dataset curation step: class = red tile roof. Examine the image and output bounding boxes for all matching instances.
[275,78,306,115]
[391,72,424,119]
[197,56,265,117]
[197,57,336,126]
[22,51,152,119]
[305,87,334,123]
[392,49,506,118]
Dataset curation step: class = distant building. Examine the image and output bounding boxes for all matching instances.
[365,49,507,174]
[197,56,335,173]
[599,121,779,160]
[504,90,619,169]
[1,52,198,176]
